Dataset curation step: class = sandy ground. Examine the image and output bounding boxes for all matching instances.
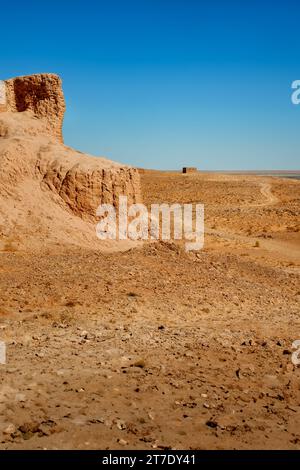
[0,171,299,450]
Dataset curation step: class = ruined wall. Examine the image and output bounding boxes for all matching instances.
[0,73,141,246]
[38,161,141,220]
[2,74,65,142]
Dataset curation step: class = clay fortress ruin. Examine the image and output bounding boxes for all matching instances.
[0,73,141,250]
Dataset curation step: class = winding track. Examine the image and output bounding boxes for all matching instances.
[206,179,300,263]
[257,182,279,206]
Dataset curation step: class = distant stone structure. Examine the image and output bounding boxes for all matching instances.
[182,167,197,174]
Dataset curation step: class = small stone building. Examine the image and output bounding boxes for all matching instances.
[182,167,197,174]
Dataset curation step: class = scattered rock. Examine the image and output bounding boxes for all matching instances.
[116,420,126,430]
[206,420,218,428]
[131,359,146,368]
[3,424,16,435]
[118,438,128,446]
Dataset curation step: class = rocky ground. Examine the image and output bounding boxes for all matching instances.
[0,171,299,449]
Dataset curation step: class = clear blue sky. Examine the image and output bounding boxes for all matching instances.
[1,0,299,170]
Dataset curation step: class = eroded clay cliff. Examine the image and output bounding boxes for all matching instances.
[0,73,141,250]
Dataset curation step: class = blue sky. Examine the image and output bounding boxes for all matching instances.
[1,0,299,170]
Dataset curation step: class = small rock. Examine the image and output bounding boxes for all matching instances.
[3,424,16,435]
[15,393,26,402]
[116,420,126,430]
[38,424,51,436]
[206,420,218,428]
[80,331,89,339]
[19,421,40,434]
[132,359,146,368]
[35,352,45,358]
[118,438,128,446]
[185,351,194,358]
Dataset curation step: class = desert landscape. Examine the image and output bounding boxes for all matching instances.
[0,74,299,450]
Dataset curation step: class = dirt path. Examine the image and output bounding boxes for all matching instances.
[207,179,299,262]
[259,182,279,206]
[206,227,300,263]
